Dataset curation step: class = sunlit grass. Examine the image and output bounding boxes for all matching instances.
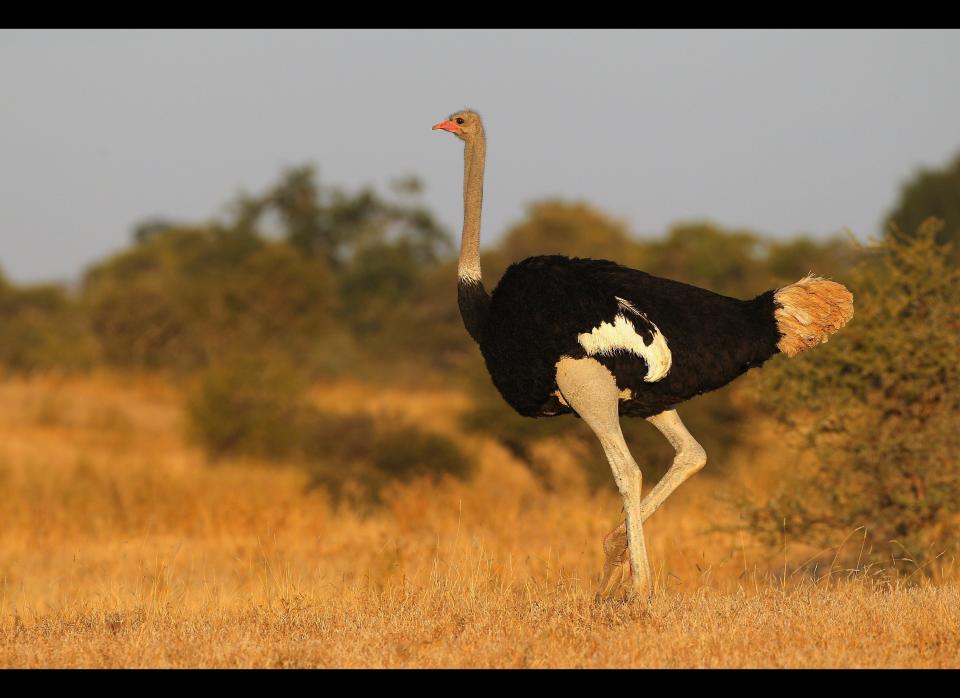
[0,373,957,668]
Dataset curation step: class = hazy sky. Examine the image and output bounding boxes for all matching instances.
[2,29,959,284]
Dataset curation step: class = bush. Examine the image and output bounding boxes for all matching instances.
[0,273,99,372]
[887,151,960,264]
[303,413,472,506]
[745,219,960,571]
[186,356,473,506]
[84,228,337,372]
[185,355,307,460]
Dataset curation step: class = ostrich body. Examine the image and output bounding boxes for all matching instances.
[433,111,854,599]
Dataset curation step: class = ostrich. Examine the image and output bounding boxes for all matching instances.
[432,110,853,599]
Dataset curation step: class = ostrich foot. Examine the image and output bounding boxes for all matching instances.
[595,524,631,600]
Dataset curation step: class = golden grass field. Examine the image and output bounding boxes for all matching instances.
[1,373,958,668]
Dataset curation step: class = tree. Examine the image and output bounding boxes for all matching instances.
[486,201,645,281]
[644,223,765,299]
[887,151,960,264]
[765,236,856,288]
[83,226,338,371]
[0,269,98,372]
[83,165,457,375]
[747,219,960,571]
[231,165,451,271]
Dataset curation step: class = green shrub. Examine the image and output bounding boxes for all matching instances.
[745,219,960,571]
[84,228,337,373]
[0,273,98,372]
[886,151,960,264]
[303,413,472,507]
[186,356,473,506]
[185,355,307,460]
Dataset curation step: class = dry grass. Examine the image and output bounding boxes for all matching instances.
[0,372,957,668]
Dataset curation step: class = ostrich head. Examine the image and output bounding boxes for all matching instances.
[432,110,483,142]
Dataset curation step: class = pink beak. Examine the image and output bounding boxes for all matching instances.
[432,120,461,132]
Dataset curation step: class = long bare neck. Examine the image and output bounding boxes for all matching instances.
[459,131,485,282]
[456,129,490,344]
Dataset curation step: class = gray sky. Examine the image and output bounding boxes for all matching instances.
[2,29,959,284]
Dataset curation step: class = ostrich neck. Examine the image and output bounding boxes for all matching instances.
[455,131,490,345]
[459,134,485,282]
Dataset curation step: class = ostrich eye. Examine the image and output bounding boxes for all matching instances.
[455,117,465,125]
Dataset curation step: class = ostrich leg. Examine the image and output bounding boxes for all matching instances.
[555,357,651,600]
[640,410,707,520]
[598,409,707,597]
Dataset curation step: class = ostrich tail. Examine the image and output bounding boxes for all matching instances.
[773,274,854,357]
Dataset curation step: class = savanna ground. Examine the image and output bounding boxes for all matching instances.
[1,373,958,668]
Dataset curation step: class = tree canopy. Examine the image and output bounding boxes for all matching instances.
[887,151,960,263]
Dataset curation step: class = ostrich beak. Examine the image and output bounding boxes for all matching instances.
[432,120,460,132]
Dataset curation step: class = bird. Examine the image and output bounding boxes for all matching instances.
[432,110,854,600]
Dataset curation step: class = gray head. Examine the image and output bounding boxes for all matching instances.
[431,110,483,142]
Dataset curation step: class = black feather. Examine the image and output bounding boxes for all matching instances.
[463,255,782,419]
[457,278,490,345]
